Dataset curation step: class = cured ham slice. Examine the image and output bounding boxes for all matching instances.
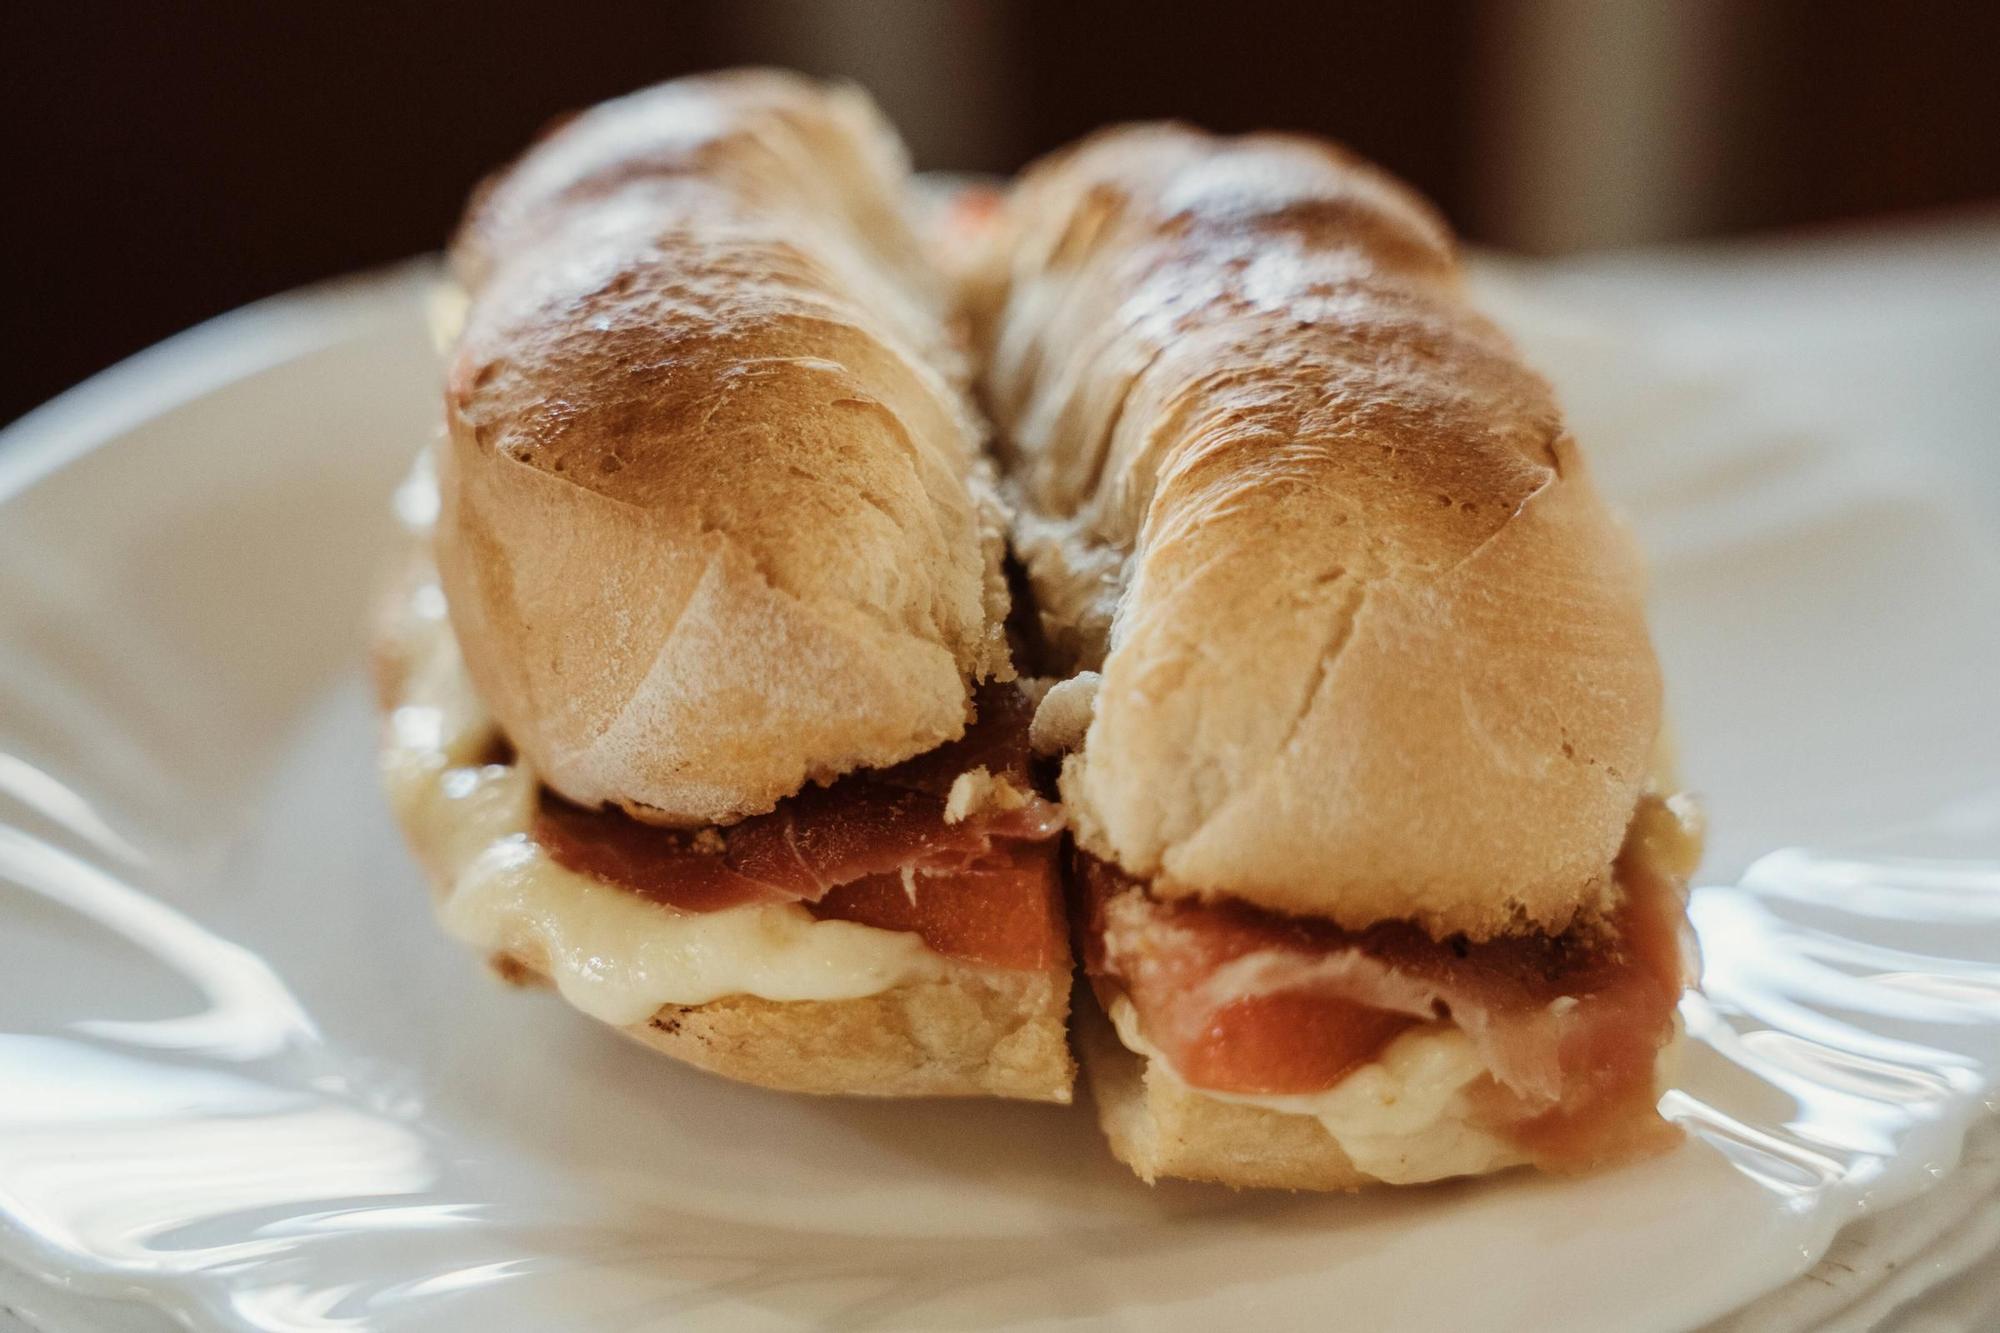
[533,683,1067,971]
[1080,804,1691,1168]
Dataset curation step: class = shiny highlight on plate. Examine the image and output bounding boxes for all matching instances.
[0,754,556,1329]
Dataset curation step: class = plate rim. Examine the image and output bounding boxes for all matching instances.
[0,259,437,507]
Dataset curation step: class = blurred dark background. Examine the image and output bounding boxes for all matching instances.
[5,0,1999,426]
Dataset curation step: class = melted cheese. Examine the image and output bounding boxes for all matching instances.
[443,834,945,1024]
[380,518,948,1026]
[1105,994,1526,1185]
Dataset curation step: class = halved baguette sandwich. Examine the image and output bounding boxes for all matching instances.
[373,70,1072,1102]
[967,125,1700,1186]
[373,76,1702,1185]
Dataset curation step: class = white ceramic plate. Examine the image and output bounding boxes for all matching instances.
[3,259,1999,1333]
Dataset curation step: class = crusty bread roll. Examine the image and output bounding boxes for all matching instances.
[441,70,1011,827]
[380,72,1076,1104]
[972,126,1663,940]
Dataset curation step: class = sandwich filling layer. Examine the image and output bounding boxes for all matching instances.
[381,567,1067,1029]
[530,681,1068,971]
[1079,794,1700,1175]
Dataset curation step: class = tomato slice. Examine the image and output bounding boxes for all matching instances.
[808,840,1066,971]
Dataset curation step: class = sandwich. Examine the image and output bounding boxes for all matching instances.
[965,126,1701,1187]
[372,71,1073,1102]
[373,71,1701,1188]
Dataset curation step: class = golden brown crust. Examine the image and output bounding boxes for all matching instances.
[629,970,1073,1100]
[974,125,1663,939]
[452,71,939,309]
[485,946,1072,1101]
[440,70,1012,828]
[1075,991,1371,1190]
